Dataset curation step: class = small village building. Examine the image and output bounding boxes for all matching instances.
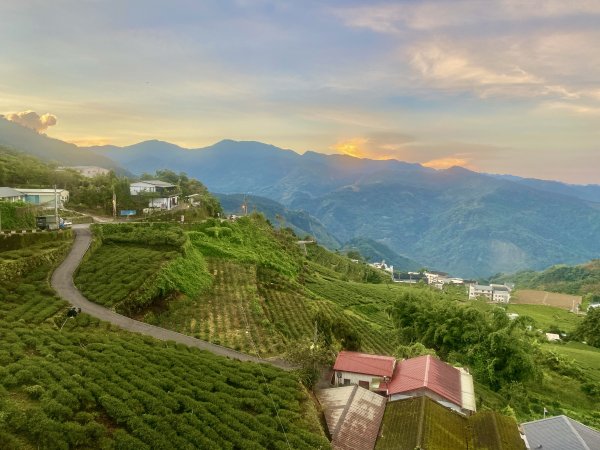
[316,385,387,450]
[545,332,561,342]
[62,166,111,178]
[15,188,69,209]
[0,187,25,202]
[130,180,179,210]
[332,351,396,391]
[522,415,600,450]
[469,283,511,302]
[384,355,476,415]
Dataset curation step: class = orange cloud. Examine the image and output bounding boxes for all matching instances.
[67,137,112,147]
[422,156,475,170]
[332,137,369,158]
[4,110,57,132]
[331,134,412,160]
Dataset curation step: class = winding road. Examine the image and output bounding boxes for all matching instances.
[51,225,292,371]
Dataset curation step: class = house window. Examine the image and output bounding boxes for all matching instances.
[343,379,351,385]
[359,380,370,390]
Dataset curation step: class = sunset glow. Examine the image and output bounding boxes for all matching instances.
[0,1,598,182]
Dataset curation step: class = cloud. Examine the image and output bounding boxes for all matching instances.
[330,132,414,159]
[422,156,475,170]
[335,1,600,33]
[4,110,58,132]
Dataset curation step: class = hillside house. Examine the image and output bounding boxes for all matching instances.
[0,187,25,202]
[332,351,396,391]
[331,352,476,415]
[469,283,511,302]
[130,180,179,210]
[384,355,476,415]
[15,188,69,209]
[62,165,111,178]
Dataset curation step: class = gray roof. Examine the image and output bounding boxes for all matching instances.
[0,187,24,198]
[522,415,600,450]
[141,180,175,188]
[317,385,387,450]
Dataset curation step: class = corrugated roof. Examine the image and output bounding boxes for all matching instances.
[376,397,525,450]
[522,415,600,450]
[0,187,24,198]
[333,351,396,378]
[386,355,463,407]
[142,179,176,187]
[317,385,387,450]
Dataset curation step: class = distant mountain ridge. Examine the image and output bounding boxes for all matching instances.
[4,127,600,278]
[86,139,600,277]
[0,117,122,170]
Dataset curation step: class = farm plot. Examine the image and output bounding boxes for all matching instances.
[512,289,582,309]
[75,242,178,308]
[506,304,583,333]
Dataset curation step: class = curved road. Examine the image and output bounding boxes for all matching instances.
[51,225,292,371]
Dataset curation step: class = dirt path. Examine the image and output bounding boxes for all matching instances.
[51,225,292,371]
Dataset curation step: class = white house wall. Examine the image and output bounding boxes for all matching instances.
[334,371,384,390]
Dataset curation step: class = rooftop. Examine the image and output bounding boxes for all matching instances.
[522,415,600,450]
[333,351,396,378]
[317,385,387,450]
[386,355,463,407]
[376,397,525,450]
[134,179,176,188]
[14,188,68,194]
[0,187,24,198]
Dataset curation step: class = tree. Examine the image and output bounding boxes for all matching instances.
[575,307,600,347]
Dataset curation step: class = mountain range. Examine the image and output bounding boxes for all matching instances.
[2,117,600,277]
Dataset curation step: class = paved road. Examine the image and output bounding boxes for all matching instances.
[51,225,292,371]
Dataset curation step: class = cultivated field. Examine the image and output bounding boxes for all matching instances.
[511,289,581,310]
[505,304,583,333]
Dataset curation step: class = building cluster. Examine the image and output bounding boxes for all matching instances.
[318,350,600,450]
[367,260,393,276]
[58,165,111,178]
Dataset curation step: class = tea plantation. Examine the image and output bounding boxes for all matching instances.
[0,249,330,448]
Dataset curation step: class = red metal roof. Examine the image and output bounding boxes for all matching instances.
[333,351,396,378]
[386,355,463,407]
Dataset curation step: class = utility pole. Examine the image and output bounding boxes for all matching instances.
[112,187,117,219]
[54,184,59,227]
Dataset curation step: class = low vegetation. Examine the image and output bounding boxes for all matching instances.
[0,259,330,449]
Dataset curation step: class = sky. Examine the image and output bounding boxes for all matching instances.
[1,0,599,184]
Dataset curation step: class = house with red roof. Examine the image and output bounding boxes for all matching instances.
[331,352,476,415]
[385,355,476,415]
[333,351,396,391]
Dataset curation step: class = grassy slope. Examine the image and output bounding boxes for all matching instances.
[0,248,330,449]
[505,304,583,333]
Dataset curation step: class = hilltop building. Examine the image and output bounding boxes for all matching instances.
[469,283,511,302]
[15,188,69,209]
[130,180,179,210]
